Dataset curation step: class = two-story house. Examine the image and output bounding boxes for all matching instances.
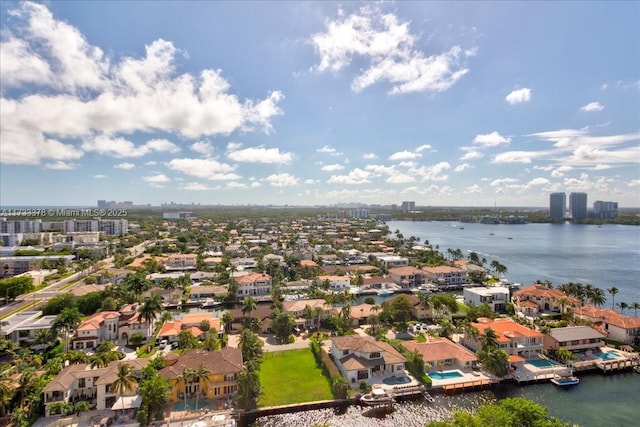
[388,266,425,289]
[330,336,407,386]
[235,273,272,297]
[315,275,350,291]
[282,299,333,327]
[159,348,242,404]
[572,305,640,345]
[463,286,510,312]
[543,326,606,352]
[462,318,544,359]
[421,265,467,288]
[512,284,577,316]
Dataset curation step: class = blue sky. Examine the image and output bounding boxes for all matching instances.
[1,1,639,207]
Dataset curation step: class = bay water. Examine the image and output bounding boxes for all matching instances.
[253,221,640,427]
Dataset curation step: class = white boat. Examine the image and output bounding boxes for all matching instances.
[377,289,393,297]
[360,387,394,406]
[551,374,579,386]
[201,299,222,309]
[423,392,435,402]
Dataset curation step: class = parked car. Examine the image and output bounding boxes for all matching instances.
[159,339,168,350]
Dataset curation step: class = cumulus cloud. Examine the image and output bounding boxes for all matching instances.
[505,88,531,104]
[93,174,107,178]
[317,145,342,156]
[180,182,210,191]
[327,168,372,184]
[321,164,345,172]
[389,150,421,161]
[409,162,451,181]
[0,2,283,167]
[465,184,482,193]
[143,173,170,183]
[473,131,511,147]
[580,102,604,112]
[460,148,484,161]
[363,152,378,159]
[114,162,135,170]
[455,163,471,172]
[81,136,180,158]
[166,158,239,181]
[191,141,213,156]
[265,173,299,187]
[310,6,475,94]
[227,146,294,164]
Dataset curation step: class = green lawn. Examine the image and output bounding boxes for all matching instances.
[258,348,333,407]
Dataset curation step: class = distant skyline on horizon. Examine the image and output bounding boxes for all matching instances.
[1,1,639,207]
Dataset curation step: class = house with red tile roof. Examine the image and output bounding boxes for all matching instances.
[512,284,578,316]
[462,317,544,359]
[573,305,640,344]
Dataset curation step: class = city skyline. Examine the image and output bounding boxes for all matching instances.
[1,2,639,207]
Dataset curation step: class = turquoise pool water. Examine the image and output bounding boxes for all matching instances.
[428,370,463,380]
[525,359,558,368]
[594,351,619,360]
[172,399,210,412]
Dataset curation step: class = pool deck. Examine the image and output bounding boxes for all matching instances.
[428,369,495,389]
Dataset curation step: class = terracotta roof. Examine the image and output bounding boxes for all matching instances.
[158,321,182,337]
[471,318,543,343]
[388,266,423,275]
[573,305,640,329]
[350,303,375,319]
[282,299,329,313]
[95,360,149,386]
[402,338,477,363]
[332,336,406,366]
[159,348,243,380]
[514,284,572,300]
[77,311,120,331]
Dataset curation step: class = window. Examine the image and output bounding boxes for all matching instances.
[370,352,381,359]
[78,378,85,388]
[342,350,348,356]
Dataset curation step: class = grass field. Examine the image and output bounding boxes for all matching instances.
[258,348,333,407]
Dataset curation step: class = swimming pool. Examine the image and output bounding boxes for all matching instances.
[382,376,411,385]
[525,359,558,368]
[594,351,619,360]
[172,399,210,412]
[428,370,463,380]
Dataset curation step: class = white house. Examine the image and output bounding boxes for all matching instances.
[463,286,510,312]
[235,273,273,297]
[330,336,406,387]
[315,275,350,291]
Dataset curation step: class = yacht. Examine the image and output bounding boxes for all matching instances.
[551,374,579,386]
[360,386,394,406]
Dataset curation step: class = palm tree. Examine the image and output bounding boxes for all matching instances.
[139,295,163,337]
[222,312,234,334]
[238,328,263,365]
[191,364,211,411]
[608,287,619,310]
[588,287,607,307]
[616,302,629,314]
[632,302,640,317]
[74,400,90,419]
[236,361,261,410]
[53,307,82,353]
[417,291,431,319]
[112,363,138,418]
[178,367,194,411]
[33,328,58,356]
[241,296,257,321]
[0,371,15,417]
[479,328,499,350]
[556,297,572,315]
[312,306,324,328]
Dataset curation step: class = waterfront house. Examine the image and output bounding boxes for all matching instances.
[386,294,432,320]
[402,338,478,371]
[421,265,467,288]
[72,303,154,349]
[330,335,407,386]
[512,284,577,316]
[159,348,242,403]
[462,318,544,359]
[282,299,333,327]
[163,254,197,270]
[463,286,510,312]
[157,312,222,344]
[388,266,425,288]
[315,275,350,291]
[572,305,640,345]
[43,359,148,416]
[543,326,606,351]
[235,272,272,297]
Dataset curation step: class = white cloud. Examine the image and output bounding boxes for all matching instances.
[363,152,378,159]
[180,182,210,191]
[455,163,471,172]
[145,161,157,166]
[166,158,239,180]
[526,177,550,187]
[465,184,482,193]
[592,164,611,170]
[227,146,294,164]
[628,179,640,187]
[93,174,107,178]
[265,173,299,187]
[327,168,372,184]
[143,173,170,183]
[317,145,342,156]
[44,161,76,170]
[460,149,484,161]
[473,131,511,147]
[81,136,179,158]
[409,162,451,181]
[493,151,542,164]
[0,2,284,167]
[505,88,531,105]
[415,144,432,153]
[311,6,474,94]
[580,102,604,112]
[389,150,421,161]
[191,141,213,156]
[321,164,345,172]
[114,162,135,170]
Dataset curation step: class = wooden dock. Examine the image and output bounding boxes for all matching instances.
[596,359,639,373]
